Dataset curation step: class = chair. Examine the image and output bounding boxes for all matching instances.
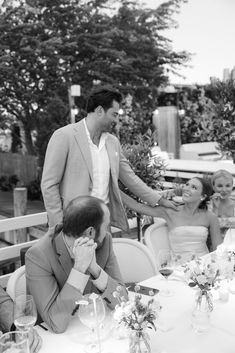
[144,218,170,268]
[6,265,26,300]
[112,238,158,285]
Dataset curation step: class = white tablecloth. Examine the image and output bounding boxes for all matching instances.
[37,275,235,353]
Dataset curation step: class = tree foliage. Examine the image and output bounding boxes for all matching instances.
[0,0,190,163]
[205,80,235,161]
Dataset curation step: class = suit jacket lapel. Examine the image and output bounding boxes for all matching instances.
[73,120,93,182]
[54,232,73,277]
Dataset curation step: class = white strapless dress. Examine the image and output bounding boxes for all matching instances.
[169,226,209,262]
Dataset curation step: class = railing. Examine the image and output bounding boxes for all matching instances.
[164,159,235,186]
[0,212,47,287]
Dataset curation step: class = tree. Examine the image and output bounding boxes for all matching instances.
[178,86,217,144]
[205,80,235,162]
[0,0,190,161]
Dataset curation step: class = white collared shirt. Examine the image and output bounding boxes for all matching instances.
[84,120,110,204]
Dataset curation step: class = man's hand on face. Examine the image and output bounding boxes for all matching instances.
[73,237,97,273]
[28,328,42,353]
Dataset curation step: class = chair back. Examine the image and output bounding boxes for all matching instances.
[144,218,170,268]
[112,238,158,284]
[6,265,26,300]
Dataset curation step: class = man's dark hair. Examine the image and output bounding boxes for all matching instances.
[86,86,122,113]
[62,196,104,238]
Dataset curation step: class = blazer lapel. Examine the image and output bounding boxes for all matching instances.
[54,232,73,277]
[73,120,93,182]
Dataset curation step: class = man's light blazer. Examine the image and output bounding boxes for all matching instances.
[25,230,127,333]
[41,120,161,229]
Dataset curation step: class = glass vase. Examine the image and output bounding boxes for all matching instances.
[191,289,213,334]
[128,329,151,353]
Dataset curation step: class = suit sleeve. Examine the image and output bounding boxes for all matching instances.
[25,248,84,334]
[41,129,69,227]
[118,143,161,206]
[99,234,128,308]
[0,286,13,333]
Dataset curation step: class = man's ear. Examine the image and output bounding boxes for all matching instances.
[95,105,103,116]
[83,226,96,239]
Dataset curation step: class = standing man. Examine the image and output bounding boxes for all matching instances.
[41,86,176,230]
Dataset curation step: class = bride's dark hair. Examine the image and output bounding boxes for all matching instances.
[195,177,213,210]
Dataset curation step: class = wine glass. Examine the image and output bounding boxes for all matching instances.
[157,249,174,297]
[14,294,37,332]
[0,331,29,353]
[77,293,106,353]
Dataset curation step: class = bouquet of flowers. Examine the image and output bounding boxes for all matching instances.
[184,255,220,311]
[184,255,219,290]
[113,285,161,353]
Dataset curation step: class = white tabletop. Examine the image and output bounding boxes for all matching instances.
[37,274,235,353]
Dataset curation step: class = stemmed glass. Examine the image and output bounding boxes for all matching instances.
[157,249,174,297]
[14,294,37,332]
[0,331,29,353]
[77,293,106,353]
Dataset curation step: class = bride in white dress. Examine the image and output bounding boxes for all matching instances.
[122,177,223,262]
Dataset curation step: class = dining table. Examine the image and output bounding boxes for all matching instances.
[36,272,235,353]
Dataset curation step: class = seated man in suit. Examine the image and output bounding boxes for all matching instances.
[25,196,127,334]
[0,286,42,352]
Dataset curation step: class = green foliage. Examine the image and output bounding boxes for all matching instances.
[119,129,166,194]
[27,178,42,200]
[178,86,216,144]
[205,80,235,161]
[0,174,19,191]
[0,0,190,161]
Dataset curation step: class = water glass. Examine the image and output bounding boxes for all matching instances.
[0,331,29,353]
[14,295,37,332]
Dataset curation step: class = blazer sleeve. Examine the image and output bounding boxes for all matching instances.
[118,143,162,206]
[25,247,83,334]
[99,234,128,308]
[41,129,69,227]
[0,286,13,333]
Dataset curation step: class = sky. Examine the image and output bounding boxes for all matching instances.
[142,0,235,85]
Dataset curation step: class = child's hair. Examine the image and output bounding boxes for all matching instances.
[211,169,233,187]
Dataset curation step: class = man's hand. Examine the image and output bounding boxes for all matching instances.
[158,197,179,210]
[72,237,97,273]
[28,328,42,353]
[88,251,101,280]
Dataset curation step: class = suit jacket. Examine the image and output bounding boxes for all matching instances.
[25,230,127,333]
[0,286,13,333]
[41,120,160,229]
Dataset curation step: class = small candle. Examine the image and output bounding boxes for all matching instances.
[219,288,229,302]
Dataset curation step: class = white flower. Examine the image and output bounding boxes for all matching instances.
[113,306,124,322]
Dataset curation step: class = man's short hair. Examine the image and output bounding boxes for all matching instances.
[62,196,104,238]
[86,86,122,113]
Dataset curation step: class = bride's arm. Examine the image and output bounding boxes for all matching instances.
[208,211,223,250]
[120,191,167,219]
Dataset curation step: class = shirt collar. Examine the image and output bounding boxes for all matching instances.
[83,119,107,148]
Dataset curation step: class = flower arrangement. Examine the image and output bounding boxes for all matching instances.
[113,285,161,353]
[184,255,220,291]
[184,255,220,312]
